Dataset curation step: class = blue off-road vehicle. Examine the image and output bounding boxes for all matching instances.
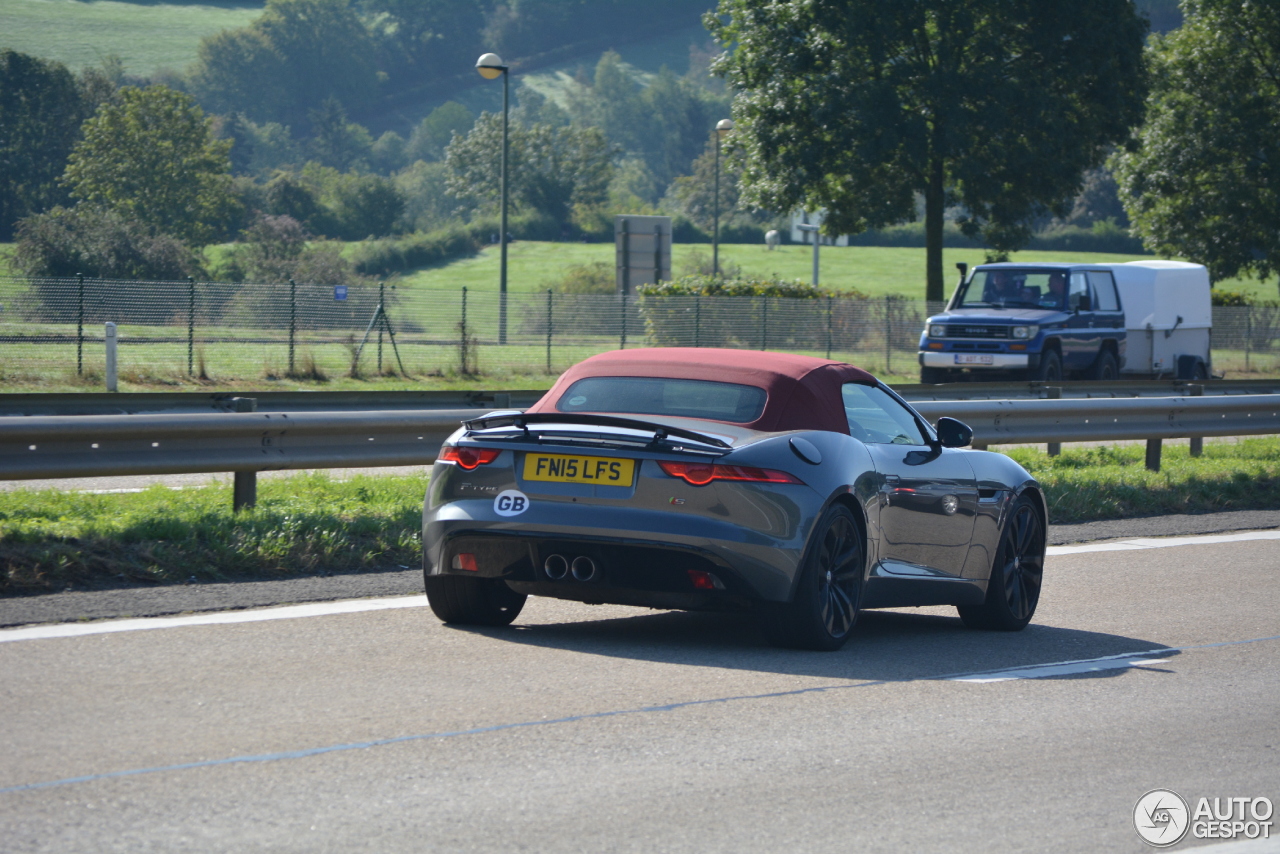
[918,262,1127,383]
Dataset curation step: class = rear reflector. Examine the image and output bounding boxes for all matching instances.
[451,553,479,571]
[658,460,803,486]
[687,570,726,590]
[439,446,502,470]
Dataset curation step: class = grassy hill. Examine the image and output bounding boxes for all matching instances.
[0,0,263,77]
[394,242,1279,302]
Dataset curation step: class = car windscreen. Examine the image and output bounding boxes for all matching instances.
[555,376,768,423]
[955,269,1069,310]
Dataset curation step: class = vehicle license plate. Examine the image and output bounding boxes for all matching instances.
[954,354,995,365]
[523,453,635,485]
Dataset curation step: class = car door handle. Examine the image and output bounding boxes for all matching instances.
[884,475,900,485]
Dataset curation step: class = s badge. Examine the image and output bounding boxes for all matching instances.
[494,489,530,516]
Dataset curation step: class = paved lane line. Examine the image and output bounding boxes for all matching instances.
[1047,529,1280,556]
[1,529,1275,644]
[0,596,428,644]
[3,633,1277,796]
[949,653,1176,682]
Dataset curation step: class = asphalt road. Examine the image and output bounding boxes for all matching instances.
[5,508,1280,629]
[2,532,1278,852]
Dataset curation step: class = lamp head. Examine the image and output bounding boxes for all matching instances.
[476,53,506,80]
[715,118,734,137]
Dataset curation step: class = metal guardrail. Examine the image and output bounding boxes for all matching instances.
[3,379,1280,418]
[3,395,1280,509]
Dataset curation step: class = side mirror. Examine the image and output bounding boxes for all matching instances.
[936,417,973,448]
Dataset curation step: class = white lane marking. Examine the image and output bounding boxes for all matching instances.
[1047,529,1280,556]
[950,654,1176,683]
[0,596,427,643]
[0,529,1276,644]
[949,633,1280,683]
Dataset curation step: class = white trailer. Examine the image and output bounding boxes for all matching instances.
[1104,260,1212,379]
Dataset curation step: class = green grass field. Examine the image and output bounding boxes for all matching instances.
[3,437,1278,593]
[396,241,1280,302]
[0,0,262,76]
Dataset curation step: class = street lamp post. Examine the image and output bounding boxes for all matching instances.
[476,52,510,344]
[712,118,733,277]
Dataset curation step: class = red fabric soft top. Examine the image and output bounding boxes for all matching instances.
[525,348,878,434]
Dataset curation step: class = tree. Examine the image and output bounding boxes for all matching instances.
[62,86,239,245]
[360,0,486,79]
[407,102,475,162]
[444,113,615,229]
[707,0,1148,300]
[306,98,373,171]
[189,0,378,127]
[0,51,89,240]
[1113,0,1280,285]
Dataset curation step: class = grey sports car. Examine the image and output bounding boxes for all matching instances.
[422,348,1046,650]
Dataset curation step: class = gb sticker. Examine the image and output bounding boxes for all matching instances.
[493,489,530,516]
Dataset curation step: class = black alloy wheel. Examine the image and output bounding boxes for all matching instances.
[959,495,1045,631]
[762,504,865,651]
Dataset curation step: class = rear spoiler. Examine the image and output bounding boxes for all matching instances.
[462,412,734,450]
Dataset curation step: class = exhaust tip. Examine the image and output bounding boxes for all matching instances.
[544,554,569,581]
[570,555,598,582]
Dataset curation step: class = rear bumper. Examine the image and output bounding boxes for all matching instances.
[423,498,809,603]
[920,352,1031,369]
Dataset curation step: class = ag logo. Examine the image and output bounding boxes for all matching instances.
[1134,789,1190,847]
[493,490,530,517]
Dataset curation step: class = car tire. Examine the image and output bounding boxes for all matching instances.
[958,494,1045,631]
[1086,350,1118,381]
[760,504,865,651]
[425,574,527,626]
[1033,349,1062,383]
[920,367,948,384]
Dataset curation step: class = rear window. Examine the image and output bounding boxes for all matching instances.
[555,377,768,423]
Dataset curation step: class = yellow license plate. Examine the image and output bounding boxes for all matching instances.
[523,453,635,485]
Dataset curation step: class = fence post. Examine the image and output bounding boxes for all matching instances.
[1245,306,1252,372]
[1046,386,1061,457]
[287,279,297,375]
[460,286,468,374]
[619,292,627,350]
[826,295,833,360]
[884,294,892,374]
[76,273,84,376]
[105,322,118,392]
[186,276,195,376]
[1189,383,1204,457]
[653,223,662,283]
[695,295,701,348]
[377,281,384,375]
[546,289,553,373]
[1145,438,1163,472]
[232,397,258,513]
[761,297,768,350]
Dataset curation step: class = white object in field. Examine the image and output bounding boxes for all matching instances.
[789,211,849,246]
[105,322,118,392]
[765,229,780,250]
[1104,260,1211,376]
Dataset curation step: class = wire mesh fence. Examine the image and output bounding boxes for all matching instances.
[2,276,1278,382]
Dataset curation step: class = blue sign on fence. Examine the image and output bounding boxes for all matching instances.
[334,285,348,301]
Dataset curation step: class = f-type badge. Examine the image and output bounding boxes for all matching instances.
[942,494,959,515]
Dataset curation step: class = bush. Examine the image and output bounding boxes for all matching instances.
[349,212,560,276]
[637,276,871,348]
[13,205,204,280]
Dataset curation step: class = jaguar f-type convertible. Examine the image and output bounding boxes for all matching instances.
[422,349,1046,650]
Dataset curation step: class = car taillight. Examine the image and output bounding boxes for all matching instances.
[438,446,502,470]
[657,460,803,486]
